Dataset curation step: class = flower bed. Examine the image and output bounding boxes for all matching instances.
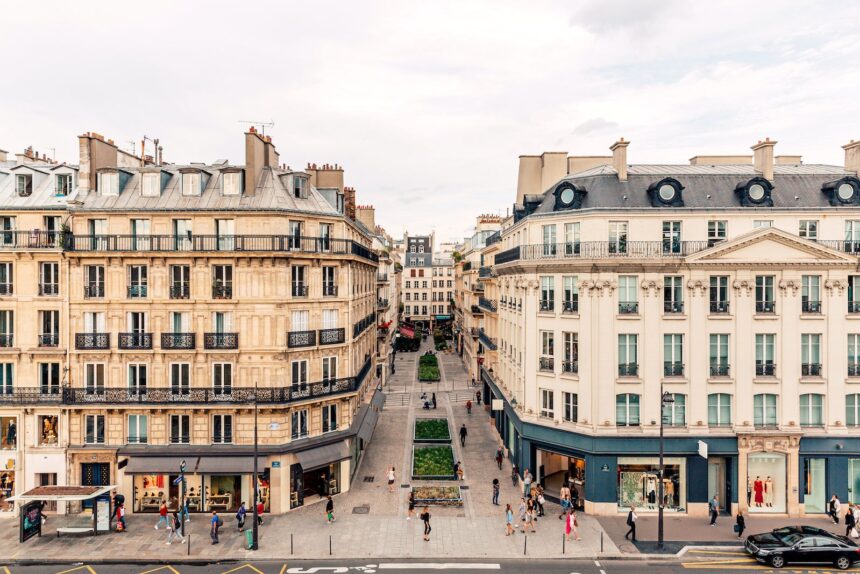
[414,418,451,443]
[412,485,463,507]
[411,445,455,480]
[418,353,441,381]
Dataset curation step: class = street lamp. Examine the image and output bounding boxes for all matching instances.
[658,390,674,550]
[251,380,259,551]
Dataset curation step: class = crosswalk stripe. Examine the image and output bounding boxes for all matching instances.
[379,565,500,570]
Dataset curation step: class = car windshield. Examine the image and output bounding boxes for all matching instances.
[775,532,804,546]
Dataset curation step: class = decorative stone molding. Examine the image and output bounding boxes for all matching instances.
[640,279,659,296]
[825,279,847,294]
[686,279,708,295]
[778,279,799,295]
[580,279,616,296]
[738,434,800,452]
[732,279,754,295]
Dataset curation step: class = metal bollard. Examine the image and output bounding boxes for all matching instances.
[562,532,565,554]
[329,534,332,556]
[187,533,191,556]
[524,533,527,555]
[600,530,604,553]
[291,532,294,555]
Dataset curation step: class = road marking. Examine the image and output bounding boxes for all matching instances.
[56,567,98,574]
[221,565,266,574]
[2,567,10,574]
[594,561,601,567]
[687,549,748,556]
[279,566,287,574]
[140,568,182,574]
[379,565,501,570]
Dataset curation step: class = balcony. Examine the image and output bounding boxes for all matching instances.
[539,357,554,371]
[84,284,104,298]
[212,435,233,445]
[0,230,63,250]
[710,364,730,377]
[170,435,190,445]
[75,333,110,350]
[478,297,497,312]
[377,298,390,310]
[485,231,501,246]
[462,261,472,271]
[127,435,148,444]
[288,330,317,348]
[802,300,822,314]
[663,361,684,377]
[562,300,578,314]
[292,285,308,298]
[212,284,232,300]
[0,334,12,347]
[618,302,639,314]
[319,328,346,345]
[664,301,684,314]
[478,266,494,279]
[710,301,729,314]
[618,363,639,377]
[39,334,59,348]
[850,301,860,314]
[204,333,238,350]
[161,333,195,350]
[850,363,860,377]
[562,360,578,374]
[377,273,388,283]
[539,300,554,312]
[323,285,338,297]
[755,301,775,314]
[478,328,497,351]
[39,283,59,296]
[118,333,153,350]
[495,246,520,265]
[802,363,822,377]
[127,285,147,298]
[0,284,11,296]
[170,285,190,299]
[470,305,483,315]
[756,362,776,376]
[353,313,376,338]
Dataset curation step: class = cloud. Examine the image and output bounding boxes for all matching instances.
[572,118,619,136]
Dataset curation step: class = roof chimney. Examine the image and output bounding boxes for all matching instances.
[540,152,568,194]
[78,132,119,192]
[844,140,860,175]
[610,138,629,181]
[751,138,777,181]
[343,186,356,220]
[515,155,541,205]
[244,129,267,196]
[356,204,376,230]
[0,149,6,162]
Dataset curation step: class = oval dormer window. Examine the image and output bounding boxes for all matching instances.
[559,187,575,206]
[748,183,766,202]
[838,182,856,202]
[658,183,676,202]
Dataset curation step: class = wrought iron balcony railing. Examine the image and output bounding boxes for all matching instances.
[562,360,578,374]
[118,333,153,350]
[204,333,238,350]
[39,334,59,347]
[39,284,59,296]
[161,333,195,350]
[710,301,729,314]
[288,330,316,348]
[478,297,497,312]
[170,285,190,299]
[478,329,497,351]
[322,285,338,297]
[212,284,232,299]
[292,285,308,298]
[618,302,639,314]
[539,357,554,371]
[76,333,110,350]
[801,363,822,377]
[539,300,554,312]
[84,284,104,298]
[663,301,684,314]
[0,284,11,296]
[0,230,63,250]
[618,363,639,377]
[755,301,775,313]
[710,364,730,377]
[0,334,12,347]
[319,328,346,345]
[802,300,822,314]
[127,285,148,298]
[562,300,578,314]
[756,362,776,376]
[664,361,684,377]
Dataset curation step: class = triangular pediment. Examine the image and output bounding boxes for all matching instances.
[686,228,858,266]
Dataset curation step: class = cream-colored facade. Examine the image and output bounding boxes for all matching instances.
[476,138,860,518]
[0,131,381,516]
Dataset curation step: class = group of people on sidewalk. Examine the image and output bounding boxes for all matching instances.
[499,463,581,542]
[826,494,860,540]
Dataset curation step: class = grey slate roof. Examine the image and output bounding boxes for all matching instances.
[531,163,857,213]
[0,161,76,210]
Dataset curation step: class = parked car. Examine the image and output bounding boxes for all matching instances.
[745,526,860,569]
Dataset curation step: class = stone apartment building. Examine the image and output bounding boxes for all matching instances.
[476,138,860,518]
[0,130,382,516]
[401,233,434,329]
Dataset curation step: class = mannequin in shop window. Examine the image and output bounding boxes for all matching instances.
[764,476,774,508]
[753,476,764,507]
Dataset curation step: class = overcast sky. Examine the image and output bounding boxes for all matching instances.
[2,0,859,243]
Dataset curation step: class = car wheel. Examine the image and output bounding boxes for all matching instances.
[769,554,785,568]
[836,556,851,570]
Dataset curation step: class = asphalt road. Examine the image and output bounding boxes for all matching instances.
[6,553,860,574]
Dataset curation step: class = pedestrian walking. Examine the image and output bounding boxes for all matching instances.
[456,461,465,481]
[511,464,519,487]
[495,447,504,470]
[570,509,581,541]
[625,506,637,541]
[459,424,468,447]
[325,495,335,524]
[155,500,169,530]
[830,494,842,524]
[256,500,264,525]
[210,511,221,544]
[407,491,415,520]
[166,511,185,545]
[709,495,719,526]
[388,466,396,492]
[116,503,126,532]
[525,499,536,532]
[431,393,437,409]
[564,509,573,540]
[517,498,527,532]
[735,510,746,539]
[236,501,246,532]
[505,504,515,536]
[522,468,532,497]
[559,485,571,519]
[421,506,432,541]
[536,486,546,517]
[846,505,856,538]
[492,478,500,506]
[476,390,481,406]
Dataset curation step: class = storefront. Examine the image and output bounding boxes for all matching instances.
[536,449,585,510]
[0,415,17,512]
[289,442,350,509]
[616,457,686,513]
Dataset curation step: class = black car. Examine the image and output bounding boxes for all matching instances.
[745,526,860,569]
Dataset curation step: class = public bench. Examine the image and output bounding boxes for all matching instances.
[56,526,95,537]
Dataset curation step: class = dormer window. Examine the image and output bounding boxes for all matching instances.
[735,177,774,207]
[222,171,241,196]
[55,174,72,196]
[182,172,201,196]
[822,176,860,206]
[647,177,684,207]
[16,174,32,197]
[293,176,308,199]
[98,172,118,196]
[141,173,160,197]
[552,182,587,211]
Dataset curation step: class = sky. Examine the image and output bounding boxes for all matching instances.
[2,0,860,243]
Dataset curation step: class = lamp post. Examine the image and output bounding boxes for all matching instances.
[177,459,187,538]
[251,380,259,551]
[658,390,674,550]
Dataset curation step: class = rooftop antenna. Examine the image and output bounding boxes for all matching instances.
[126,141,136,155]
[238,120,275,136]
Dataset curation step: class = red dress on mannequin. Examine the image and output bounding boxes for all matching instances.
[754,479,764,505]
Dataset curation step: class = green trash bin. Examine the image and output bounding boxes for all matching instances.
[245,528,254,549]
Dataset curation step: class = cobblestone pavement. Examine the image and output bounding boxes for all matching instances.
[0,340,618,561]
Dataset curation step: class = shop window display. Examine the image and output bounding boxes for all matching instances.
[38,415,58,445]
[538,450,586,510]
[747,452,786,513]
[617,457,686,512]
[0,417,16,449]
[134,473,202,512]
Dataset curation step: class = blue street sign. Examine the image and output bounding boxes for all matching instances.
[173,475,184,485]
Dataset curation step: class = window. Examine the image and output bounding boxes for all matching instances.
[0,363,12,395]
[128,414,148,444]
[562,332,578,373]
[99,172,118,195]
[85,265,104,298]
[709,334,730,377]
[562,392,578,423]
[609,221,628,254]
[848,394,860,427]
[707,221,727,246]
[710,276,729,313]
[130,219,150,251]
[291,409,308,439]
[39,262,59,297]
[663,276,683,313]
[801,334,822,376]
[288,220,303,250]
[39,310,59,347]
[755,275,775,313]
[291,265,307,297]
[319,223,332,251]
[322,309,338,330]
[209,265,232,300]
[618,334,638,376]
[181,172,201,196]
[128,265,148,298]
[0,262,12,294]
[753,220,772,228]
[405,281,411,289]
[662,221,681,254]
[128,364,147,395]
[83,311,105,334]
[421,293,427,301]
[539,276,554,311]
[850,335,860,376]
[564,223,580,255]
[539,331,554,371]
[542,225,557,257]
[170,363,191,395]
[851,276,860,313]
[616,394,640,426]
[405,293,411,301]
[170,415,191,444]
[16,174,33,196]
[293,176,308,199]
[215,219,235,251]
[708,394,732,427]
[0,311,12,348]
[540,389,555,419]
[847,221,860,252]
[39,362,60,395]
[562,276,578,313]
[322,404,338,433]
[800,393,824,427]
[222,171,240,196]
[170,265,190,299]
[755,334,776,376]
[213,414,233,444]
[213,363,232,395]
[799,220,818,240]
[663,394,686,426]
[85,415,105,444]
[291,360,308,389]
[753,394,777,428]
[85,363,105,395]
[802,275,821,313]
[663,334,684,376]
[173,219,192,251]
[618,275,638,313]
[55,173,73,196]
[322,356,337,382]
[141,173,160,197]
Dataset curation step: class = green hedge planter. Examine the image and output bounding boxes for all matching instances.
[414,418,451,443]
[412,485,463,507]
[411,445,456,480]
[418,354,441,381]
